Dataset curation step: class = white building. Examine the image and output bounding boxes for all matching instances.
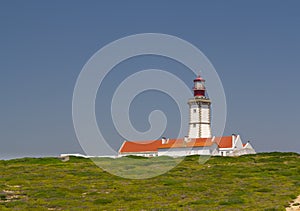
[119,135,255,157]
[118,75,256,157]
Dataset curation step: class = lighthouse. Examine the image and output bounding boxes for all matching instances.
[187,75,212,138]
[118,74,256,157]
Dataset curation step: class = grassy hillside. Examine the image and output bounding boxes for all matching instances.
[0,152,299,210]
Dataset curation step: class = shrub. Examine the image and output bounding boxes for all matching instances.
[219,197,245,205]
[93,198,113,205]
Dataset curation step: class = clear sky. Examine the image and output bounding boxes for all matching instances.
[1,1,299,159]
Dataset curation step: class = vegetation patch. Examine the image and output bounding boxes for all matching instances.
[219,197,245,205]
[93,198,113,205]
[0,152,299,210]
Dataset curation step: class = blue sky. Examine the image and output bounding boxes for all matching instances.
[0,1,299,159]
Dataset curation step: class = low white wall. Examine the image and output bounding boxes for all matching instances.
[158,146,215,157]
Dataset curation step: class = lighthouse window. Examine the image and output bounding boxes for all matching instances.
[193,123,196,127]
[193,109,196,113]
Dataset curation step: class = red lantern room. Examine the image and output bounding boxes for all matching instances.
[193,75,206,97]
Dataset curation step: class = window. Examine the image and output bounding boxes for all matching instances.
[193,123,196,127]
[193,109,196,113]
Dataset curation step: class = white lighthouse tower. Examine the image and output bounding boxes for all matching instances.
[187,75,212,138]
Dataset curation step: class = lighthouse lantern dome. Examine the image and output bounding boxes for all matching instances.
[193,75,206,97]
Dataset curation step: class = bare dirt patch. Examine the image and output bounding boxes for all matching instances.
[286,195,300,211]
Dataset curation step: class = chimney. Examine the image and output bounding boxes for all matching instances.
[184,136,190,143]
[162,137,167,144]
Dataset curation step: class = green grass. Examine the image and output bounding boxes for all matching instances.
[0,152,299,210]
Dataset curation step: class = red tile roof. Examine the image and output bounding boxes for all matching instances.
[214,136,233,148]
[158,138,214,149]
[119,136,234,154]
[119,140,162,153]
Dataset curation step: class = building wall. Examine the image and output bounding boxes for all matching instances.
[119,152,157,157]
[234,135,244,150]
[190,104,200,122]
[200,124,211,138]
[200,105,210,123]
[188,100,212,138]
[158,145,217,157]
[188,123,200,138]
